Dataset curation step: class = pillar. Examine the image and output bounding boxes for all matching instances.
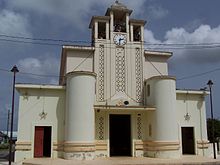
[145,76,181,158]
[64,71,96,160]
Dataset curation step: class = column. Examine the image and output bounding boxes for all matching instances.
[145,76,181,158]
[64,71,96,160]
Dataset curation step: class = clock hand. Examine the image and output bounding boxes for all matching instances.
[119,38,123,44]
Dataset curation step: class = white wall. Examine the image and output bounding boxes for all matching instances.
[176,92,209,156]
[66,50,94,73]
[143,56,168,80]
[15,87,65,162]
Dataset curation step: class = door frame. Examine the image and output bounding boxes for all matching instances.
[181,126,195,155]
[32,124,53,158]
[109,114,132,156]
[107,111,134,157]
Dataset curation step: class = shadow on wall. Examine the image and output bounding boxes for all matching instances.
[56,91,66,157]
[197,100,204,110]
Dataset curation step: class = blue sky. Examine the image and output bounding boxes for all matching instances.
[0,0,220,130]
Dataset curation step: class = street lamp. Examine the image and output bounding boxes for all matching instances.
[9,65,19,165]
[7,109,10,138]
[207,80,216,159]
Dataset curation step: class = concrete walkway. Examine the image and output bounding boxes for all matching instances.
[20,156,220,165]
[0,161,21,165]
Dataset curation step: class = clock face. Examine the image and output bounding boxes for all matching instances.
[114,34,127,46]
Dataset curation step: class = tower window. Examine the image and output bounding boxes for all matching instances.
[98,22,106,39]
[114,24,122,32]
[149,124,152,137]
[114,22,126,32]
[114,12,126,32]
[133,25,141,41]
[147,84,150,96]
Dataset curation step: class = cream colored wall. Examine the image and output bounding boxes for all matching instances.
[64,72,96,160]
[176,93,209,156]
[66,50,93,73]
[95,109,148,157]
[94,91,209,158]
[94,40,144,106]
[146,77,178,142]
[144,111,155,141]
[144,77,181,158]
[15,88,65,162]
[143,56,168,80]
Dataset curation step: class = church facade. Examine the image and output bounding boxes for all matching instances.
[15,1,210,162]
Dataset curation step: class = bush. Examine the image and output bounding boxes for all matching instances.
[207,118,220,142]
[0,143,9,149]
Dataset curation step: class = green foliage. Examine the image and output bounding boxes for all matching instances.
[207,118,220,142]
[0,143,9,149]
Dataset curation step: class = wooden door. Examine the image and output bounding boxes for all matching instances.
[34,127,44,157]
[181,127,195,154]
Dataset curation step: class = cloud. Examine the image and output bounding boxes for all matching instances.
[146,5,169,20]
[123,0,147,15]
[164,25,220,43]
[7,0,147,29]
[144,24,220,64]
[144,29,161,44]
[184,19,204,32]
[17,56,60,81]
[0,9,31,36]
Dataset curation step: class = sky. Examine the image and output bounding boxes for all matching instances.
[0,0,220,131]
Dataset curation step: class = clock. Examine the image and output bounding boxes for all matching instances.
[114,34,127,46]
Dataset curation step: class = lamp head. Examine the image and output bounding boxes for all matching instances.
[207,80,213,88]
[11,65,19,73]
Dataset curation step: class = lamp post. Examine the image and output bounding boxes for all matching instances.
[7,109,10,138]
[9,65,19,165]
[207,80,216,159]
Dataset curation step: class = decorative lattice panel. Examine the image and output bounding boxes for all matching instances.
[98,45,105,101]
[137,115,142,139]
[98,116,104,140]
[135,48,142,102]
[115,48,126,92]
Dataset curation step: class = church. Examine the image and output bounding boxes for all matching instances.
[15,1,210,161]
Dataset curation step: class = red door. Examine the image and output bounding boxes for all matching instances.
[34,127,44,157]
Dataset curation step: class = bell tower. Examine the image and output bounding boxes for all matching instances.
[89,1,146,105]
[107,0,132,44]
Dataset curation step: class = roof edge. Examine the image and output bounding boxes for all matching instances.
[15,84,65,90]
[176,89,209,95]
[62,45,95,51]
[144,50,172,57]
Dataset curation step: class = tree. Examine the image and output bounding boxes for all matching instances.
[207,118,220,142]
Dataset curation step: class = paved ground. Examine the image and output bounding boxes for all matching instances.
[15,156,220,165]
[0,150,14,162]
[1,155,220,165]
[0,151,8,160]
[0,149,16,165]
[0,161,19,165]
